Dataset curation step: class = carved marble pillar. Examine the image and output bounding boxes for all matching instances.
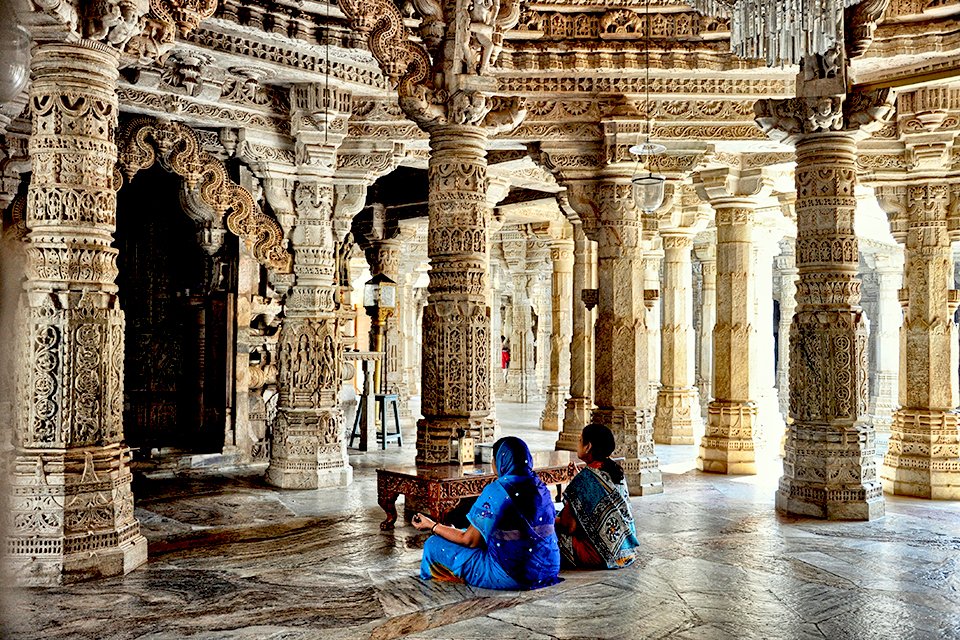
[882,182,960,498]
[541,233,574,431]
[503,228,537,403]
[557,219,597,451]
[694,168,767,475]
[775,241,798,419]
[756,99,887,518]
[534,271,552,399]
[568,177,662,495]
[417,125,495,464]
[654,233,703,444]
[266,85,351,489]
[644,244,663,407]
[8,42,148,585]
[694,241,716,417]
[751,224,786,450]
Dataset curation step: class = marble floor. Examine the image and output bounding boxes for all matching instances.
[5,401,960,640]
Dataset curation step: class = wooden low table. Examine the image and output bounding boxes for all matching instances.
[376,450,580,530]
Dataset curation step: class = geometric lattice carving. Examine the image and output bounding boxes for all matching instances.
[116,117,292,272]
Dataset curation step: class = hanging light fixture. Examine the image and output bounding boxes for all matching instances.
[630,0,666,214]
[687,0,862,67]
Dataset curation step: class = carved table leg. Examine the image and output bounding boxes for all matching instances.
[379,491,400,530]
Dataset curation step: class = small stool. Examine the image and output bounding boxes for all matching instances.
[349,393,402,450]
[376,393,402,449]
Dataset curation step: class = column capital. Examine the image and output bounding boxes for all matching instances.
[755,88,894,146]
[692,165,775,206]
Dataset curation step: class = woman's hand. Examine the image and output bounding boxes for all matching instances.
[412,513,436,532]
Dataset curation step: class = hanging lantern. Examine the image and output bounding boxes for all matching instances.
[629,141,667,213]
[0,22,30,103]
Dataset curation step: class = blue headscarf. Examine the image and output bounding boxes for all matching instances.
[467,437,561,589]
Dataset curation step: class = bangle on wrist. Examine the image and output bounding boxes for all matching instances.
[431,523,438,533]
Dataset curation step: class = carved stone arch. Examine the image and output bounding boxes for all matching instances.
[115,117,293,273]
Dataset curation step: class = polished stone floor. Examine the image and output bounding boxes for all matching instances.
[6,401,960,640]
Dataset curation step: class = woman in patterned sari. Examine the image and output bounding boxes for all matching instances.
[556,423,640,569]
[413,436,561,590]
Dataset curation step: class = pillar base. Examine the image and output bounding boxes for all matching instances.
[697,402,757,475]
[540,385,569,431]
[778,421,884,520]
[266,410,352,489]
[416,415,495,465]
[881,409,960,499]
[6,447,148,586]
[556,397,593,451]
[592,407,662,496]
[653,387,702,445]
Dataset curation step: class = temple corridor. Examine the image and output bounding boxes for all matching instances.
[6,400,960,640]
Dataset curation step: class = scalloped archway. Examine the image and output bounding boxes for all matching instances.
[116,117,291,273]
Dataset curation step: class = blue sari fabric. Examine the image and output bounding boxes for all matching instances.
[420,437,561,590]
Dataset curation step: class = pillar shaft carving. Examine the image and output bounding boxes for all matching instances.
[540,233,574,431]
[417,125,494,464]
[880,179,960,499]
[654,232,703,445]
[557,219,597,451]
[567,176,662,495]
[8,41,147,586]
[267,88,352,489]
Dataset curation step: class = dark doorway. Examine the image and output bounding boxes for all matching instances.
[115,166,233,455]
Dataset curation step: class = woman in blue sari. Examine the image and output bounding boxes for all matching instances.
[412,437,561,590]
[556,423,640,569]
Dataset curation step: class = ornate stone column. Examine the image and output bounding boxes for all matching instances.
[694,239,717,416]
[266,85,352,489]
[693,167,769,474]
[756,88,892,519]
[8,40,148,586]
[654,232,703,444]
[541,225,574,431]
[775,240,798,419]
[557,215,598,451]
[866,252,902,433]
[644,242,663,407]
[567,176,662,495]
[417,125,496,463]
[503,227,537,403]
[879,177,960,498]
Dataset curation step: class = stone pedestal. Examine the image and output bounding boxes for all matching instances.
[881,181,960,499]
[654,233,703,445]
[416,125,495,464]
[7,42,147,585]
[541,235,574,431]
[557,220,597,451]
[568,177,662,495]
